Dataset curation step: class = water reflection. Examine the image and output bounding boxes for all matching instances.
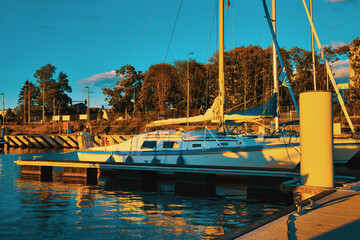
[1,148,283,239]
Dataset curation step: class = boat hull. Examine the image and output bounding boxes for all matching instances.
[77,144,301,170]
[263,137,360,166]
[333,141,360,165]
[77,140,360,169]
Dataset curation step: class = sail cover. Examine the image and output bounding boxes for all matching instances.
[227,92,278,118]
[146,93,277,127]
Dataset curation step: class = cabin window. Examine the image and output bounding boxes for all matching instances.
[192,143,202,148]
[141,141,157,149]
[218,142,229,146]
[163,141,179,149]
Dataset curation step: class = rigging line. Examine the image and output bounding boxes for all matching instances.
[227,89,273,111]
[313,5,331,48]
[226,2,235,50]
[205,0,217,110]
[129,0,159,65]
[216,0,219,54]
[205,0,218,63]
[163,0,184,63]
[206,0,211,62]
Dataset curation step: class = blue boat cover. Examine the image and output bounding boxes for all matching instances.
[227,92,278,117]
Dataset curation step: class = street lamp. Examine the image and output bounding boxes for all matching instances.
[42,81,46,123]
[85,86,90,124]
[187,52,193,130]
[22,84,26,125]
[0,93,4,129]
[28,82,31,123]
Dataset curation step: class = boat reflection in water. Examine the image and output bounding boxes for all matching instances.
[1,149,283,239]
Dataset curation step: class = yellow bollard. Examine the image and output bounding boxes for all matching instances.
[300,91,334,188]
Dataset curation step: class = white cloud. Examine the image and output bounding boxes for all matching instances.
[331,59,349,78]
[331,59,349,67]
[77,70,119,88]
[325,0,352,3]
[325,41,348,49]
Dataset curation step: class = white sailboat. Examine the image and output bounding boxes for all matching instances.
[77,0,303,170]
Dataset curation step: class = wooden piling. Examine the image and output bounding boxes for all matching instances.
[63,167,98,185]
[20,165,53,182]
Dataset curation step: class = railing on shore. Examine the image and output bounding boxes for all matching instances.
[4,134,131,149]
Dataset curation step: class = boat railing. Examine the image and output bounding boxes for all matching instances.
[347,126,360,139]
[204,126,224,148]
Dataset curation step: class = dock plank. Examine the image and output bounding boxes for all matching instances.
[236,187,360,240]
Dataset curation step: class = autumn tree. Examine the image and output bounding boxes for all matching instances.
[139,63,181,113]
[333,38,360,104]
[103,64,143,113]
[207,45,274,112]
[173,59,209,113]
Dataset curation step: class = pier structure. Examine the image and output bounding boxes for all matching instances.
[219,182,360,239]
[15,158,306,201]
[14,158,356,202]
[3,134,130,148]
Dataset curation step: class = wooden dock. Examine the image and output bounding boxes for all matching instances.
[14,158,304,200]
[219,181,360,240]
[14,159,301,177]
[14,158,357,202]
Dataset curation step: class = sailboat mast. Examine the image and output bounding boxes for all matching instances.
[302,0,355,133]
[219,0,225,125]
[272,0,279,130]
[310,0,317,90]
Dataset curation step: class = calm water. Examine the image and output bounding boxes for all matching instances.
[0,149,283,239]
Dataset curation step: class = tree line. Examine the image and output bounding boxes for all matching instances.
[13,37,360,123]
[103,37,360,117]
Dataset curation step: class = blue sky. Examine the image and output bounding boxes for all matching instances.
[0,0,359,110]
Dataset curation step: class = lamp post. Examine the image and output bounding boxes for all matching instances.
[28,83,31,123]
[22,84,26,125]
[187,52,193,130]
[85,86,90,124]
[133,83,136,118]
[42,81,45,123]
[1,93,4,129]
